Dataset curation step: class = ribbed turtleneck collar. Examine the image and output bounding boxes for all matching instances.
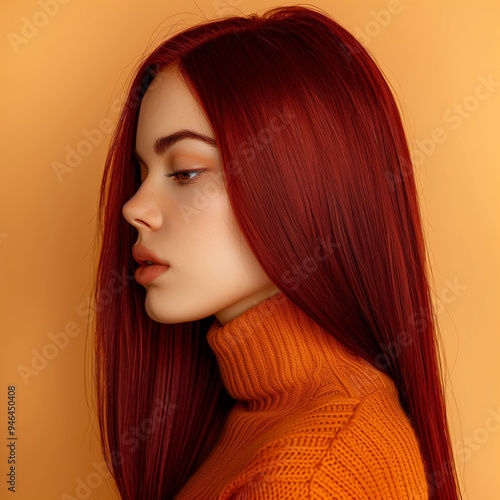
[206,291,394,413]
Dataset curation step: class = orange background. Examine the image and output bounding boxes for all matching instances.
[1,0,499,498]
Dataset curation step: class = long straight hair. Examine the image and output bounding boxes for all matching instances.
[92,5,461,499]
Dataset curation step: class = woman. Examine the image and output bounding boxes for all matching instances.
[92,5,462,499]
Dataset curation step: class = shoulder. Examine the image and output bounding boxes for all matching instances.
[306,388,429,499]
[221,388,429,499]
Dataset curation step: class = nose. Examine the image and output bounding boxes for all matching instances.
[122,184,163,231]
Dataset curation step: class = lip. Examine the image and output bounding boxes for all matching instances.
[132,244,170,267]
[132,244,170,285]
[134,263,170,285]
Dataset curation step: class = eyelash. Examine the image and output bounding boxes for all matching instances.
[164,169,205,186]
[134,159,205,187]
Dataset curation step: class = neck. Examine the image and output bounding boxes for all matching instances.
[206,291,393,413]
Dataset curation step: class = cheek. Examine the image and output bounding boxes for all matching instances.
[189,190,237,239]
[175,190,269,284]
[172,177,227,226]
[183,197,255,271]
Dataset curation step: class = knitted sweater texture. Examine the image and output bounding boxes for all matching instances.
[174,291,429,499]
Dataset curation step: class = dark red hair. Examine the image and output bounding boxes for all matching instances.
[92,5,461,498]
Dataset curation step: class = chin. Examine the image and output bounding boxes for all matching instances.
[143,296,171,324]
[144,295,212,325]
[145,300,179,324]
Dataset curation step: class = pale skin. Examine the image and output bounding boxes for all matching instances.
[122,65,281,325]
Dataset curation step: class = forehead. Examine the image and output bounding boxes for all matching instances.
[135,66,214,146]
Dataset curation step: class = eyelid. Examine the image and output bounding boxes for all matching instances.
[133,154,209,186]
[165,169,205,185]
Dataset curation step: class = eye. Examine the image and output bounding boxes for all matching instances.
[132,154,206,188]
[164,169,205,186]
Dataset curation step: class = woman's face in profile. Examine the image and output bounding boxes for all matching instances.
[122,65,279,325]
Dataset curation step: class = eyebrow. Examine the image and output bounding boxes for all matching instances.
[132,129,218,163]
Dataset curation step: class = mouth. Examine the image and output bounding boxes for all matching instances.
[132,244,170,267]
[132,244,170,285]
[134,262,170,285]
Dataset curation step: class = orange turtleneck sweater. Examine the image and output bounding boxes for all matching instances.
[174,291,429,499]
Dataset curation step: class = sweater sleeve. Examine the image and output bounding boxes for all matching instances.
[222,391,429,500]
